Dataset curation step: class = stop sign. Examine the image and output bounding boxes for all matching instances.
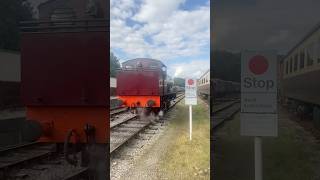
[249,55,269,75]
[188,79,194,85]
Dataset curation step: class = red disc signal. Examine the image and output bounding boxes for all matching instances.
[188,79,194,85]
[249,55,269,75]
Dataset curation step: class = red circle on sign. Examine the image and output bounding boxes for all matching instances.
[188,79,194,85]
[249,55,269,75]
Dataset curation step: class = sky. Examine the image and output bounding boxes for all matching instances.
[111,0,210,79]
[212,0,320,55]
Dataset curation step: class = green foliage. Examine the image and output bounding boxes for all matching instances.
[173,77,185,87]
[0,0,34,50]
[211,50,241,82]
[110,52,121,77]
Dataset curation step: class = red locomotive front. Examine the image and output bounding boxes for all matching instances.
[20,0,109,177]
[117,58,176,113]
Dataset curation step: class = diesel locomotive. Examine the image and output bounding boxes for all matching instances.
[116,58,176,115]
[20,0,108,178]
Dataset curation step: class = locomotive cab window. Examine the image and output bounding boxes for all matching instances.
[50,7,76,26]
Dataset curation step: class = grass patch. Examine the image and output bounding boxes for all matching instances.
[160,100,210,179]
[214,114,318,180]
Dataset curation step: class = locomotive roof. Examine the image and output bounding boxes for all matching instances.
[122,58,166,69]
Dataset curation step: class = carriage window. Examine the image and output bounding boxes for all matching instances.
[289,57,293,73]
[300,50,305,69]
[294,54,298,71]
[318,38,320,63]
[286,60,288,74]
[307,43,314,66]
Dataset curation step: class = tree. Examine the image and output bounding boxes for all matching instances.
[211,50,241,82]
[173,77,185,87]
[0,0,34,50]
[110,52,120,77]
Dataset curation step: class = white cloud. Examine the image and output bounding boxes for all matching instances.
[133,0,186,23]
[110,0,210,61]
[168,60,209,79]
[174,66,183,77]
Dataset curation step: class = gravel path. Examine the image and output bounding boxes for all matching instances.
[111,98,210,180]
[110,109,178,180]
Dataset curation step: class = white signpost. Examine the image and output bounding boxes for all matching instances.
[241,50,278,180]
[185,78,197,140]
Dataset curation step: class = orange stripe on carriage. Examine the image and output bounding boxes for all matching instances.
[118,96,161,107]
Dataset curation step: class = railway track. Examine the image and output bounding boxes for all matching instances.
[0,142,54,171]
[0,94,185,178]
[110,107,128,116]
[110,94,185,154]
[211,99,240,174]
[212,99,240,129]
[0,142,89,179]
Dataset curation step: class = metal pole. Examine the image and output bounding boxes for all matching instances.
[254,136,262,180]
[189,105,192,140]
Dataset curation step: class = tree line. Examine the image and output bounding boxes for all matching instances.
[211,50,241,82]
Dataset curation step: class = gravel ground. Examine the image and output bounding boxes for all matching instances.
[111,98,210,180]
[110,109,176,180]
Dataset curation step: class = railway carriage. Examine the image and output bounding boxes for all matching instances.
[198,69,210,99]
[116,58,176,115]
[212,79,240,99]
[281,22,320,127]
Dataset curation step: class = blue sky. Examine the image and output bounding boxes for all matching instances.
[111,0,210,79]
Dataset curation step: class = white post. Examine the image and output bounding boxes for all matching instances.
[189,105,192,140]
[254,136,262,180]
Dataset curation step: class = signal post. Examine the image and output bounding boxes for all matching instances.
[240,50,278,180]
[185,78,197,140]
